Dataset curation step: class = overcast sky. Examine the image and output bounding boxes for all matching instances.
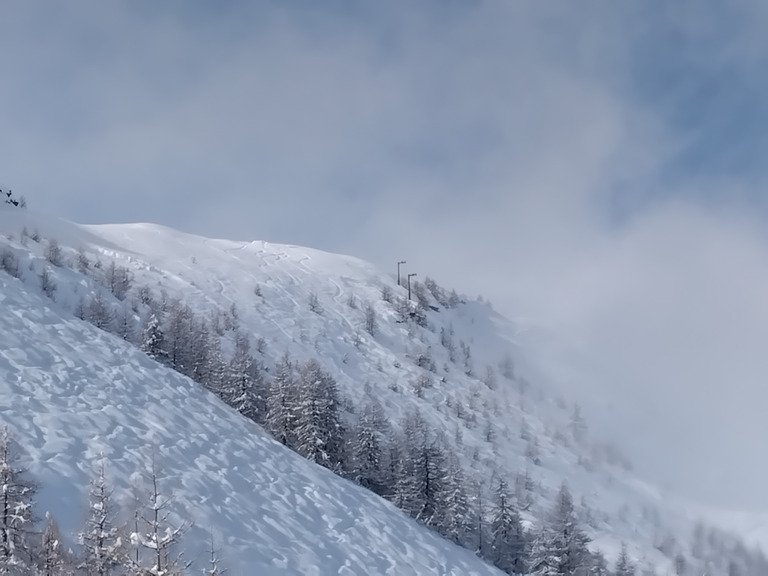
[4,1,768,510]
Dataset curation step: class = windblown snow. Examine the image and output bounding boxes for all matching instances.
[0,209,502,575]
[1,205,766,575]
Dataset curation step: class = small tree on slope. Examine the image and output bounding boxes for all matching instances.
[294,359,345,472]
[38,512,74,575]
[265,354,298,449]
[529,484,591,576]
[614,542,635,576]
[129,451,190,575]
[0,426,36,574]
[80,458,125,575]
[489,477,527,575]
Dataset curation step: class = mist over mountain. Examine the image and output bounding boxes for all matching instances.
[1,202,766,575]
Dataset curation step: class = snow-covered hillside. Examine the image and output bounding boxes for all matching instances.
[0,209,503,575]
[0,205,766,575]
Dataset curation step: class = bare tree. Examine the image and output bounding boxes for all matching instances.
[363,301,377,336]
[40,267,57,300]
[44,239,63,267]
[80,458,125,575]
[129,450,191,575]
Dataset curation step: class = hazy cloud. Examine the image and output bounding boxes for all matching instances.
[3,1,768,508]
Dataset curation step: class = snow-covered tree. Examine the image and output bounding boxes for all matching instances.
[80,459,125,575]
[570,404,588,445]
[438,453,470,547]
[205,530,227,576]
[105,260,133,301]
[489,478,527,575]
[163,299,194,373]
[77,248,91,274]
[140,313,166,362]
[115,304,136,342]
[294,359,345,471]
[129,452,190,575]
[363,301,378,336]
[40,266,57,300]
[351,403,385,495]
[222,334,266,424]
[44,238,62,267]
[392,413,454,533]
[392,411,429,520]
[615,542,635,576]
[37,512,73,576]
[0,248,19,279]
[87,292,113,331]
[0,427,36,574]
[468,479,490,559]
[265,354,298,448]
[590,550,610,576]
[499,352,515,381]
[529,484,591,576]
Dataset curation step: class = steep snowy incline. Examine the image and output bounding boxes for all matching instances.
[0,270,502,575]
[2,208,767,573]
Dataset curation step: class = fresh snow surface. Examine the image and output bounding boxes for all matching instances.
[1,206,767,573]
[0,210,503,574]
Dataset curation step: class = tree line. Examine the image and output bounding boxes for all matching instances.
[0,427,211,576]
[3,234,768,575]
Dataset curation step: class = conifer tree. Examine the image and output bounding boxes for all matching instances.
[294,359,345,471]
[615,542,635,576]
[489,478,527,575]
[164,300,194,373]
[529,484,591,576]
[265,354,298,449]
[129,451,190,575]
[205,530,226,576]
[202,333,226,394]
[393,412,428,520]
[80,459,125,575]
[223,334,266,424]
[590,550,610,576]
[105,260,132,301]
[0,427,36,574]
[140,313,166,362]
[38,512,72,576]
[351,403,385,495]
[87,292,113,331]
[439,453,470,546]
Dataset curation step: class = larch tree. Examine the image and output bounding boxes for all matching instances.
[38,512,73,576]
[129,451,190,576]
[294,359,345,472]
[0,427,36,574]
[265,354,298,449]
[615,542,635,576]
[224,334,266,424]
[529,484,591,576]
[140,313,166,362]
[489,478,527,575]
[351,403,385,495]
[80,458,125,575]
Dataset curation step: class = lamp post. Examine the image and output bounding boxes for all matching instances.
[407,273,417,300]
[397,260,406,287]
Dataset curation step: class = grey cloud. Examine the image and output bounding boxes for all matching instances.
[4,1,768,508]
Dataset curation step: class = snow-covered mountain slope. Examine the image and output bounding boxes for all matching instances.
[0,217,503,575]
[1,205,766,574]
